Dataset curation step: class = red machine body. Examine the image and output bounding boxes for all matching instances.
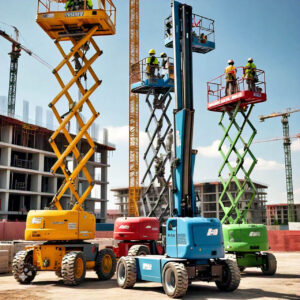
[112,217,163,257]
[207,67,266,112]
[114,217,160,241]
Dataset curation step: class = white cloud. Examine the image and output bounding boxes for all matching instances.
[197,140,228,158]
[101,125,148,148]
[291,139,300,152]
[256,157,284,171]
[240,157,284,171]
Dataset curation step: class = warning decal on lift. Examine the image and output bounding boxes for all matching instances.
[65,12,84,18]
[68,222,77,230]
[142,263,152,271]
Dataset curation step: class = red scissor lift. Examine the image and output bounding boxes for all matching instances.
[207,66,267,111]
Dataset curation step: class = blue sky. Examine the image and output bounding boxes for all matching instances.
[0,0,299,208]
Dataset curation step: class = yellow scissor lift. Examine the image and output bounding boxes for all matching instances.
[12,0,117,286]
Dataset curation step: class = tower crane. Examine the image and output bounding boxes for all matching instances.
[254,133,300,144]
[128,0,140,217]
[0,25,52,116]
[259,108,300,222]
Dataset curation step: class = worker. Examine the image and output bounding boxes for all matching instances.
[159,52,168,79]
[165,128,173,156]
[146,49,159,81]
[225,59,237,96]
[200,33,207,43]
[160,52,168,69]
[65,0,93,11]
[154,154,165,186]
[244,57,257,91]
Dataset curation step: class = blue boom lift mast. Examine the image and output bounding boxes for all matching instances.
[116,2,240,298]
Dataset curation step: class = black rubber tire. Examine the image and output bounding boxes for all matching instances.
[116,256,137,289]
[55,270,62,278]
[95,248,117,280]
[215,259,240,292]
[261,252,277,275]
[162,262,188,298]
[128,245,150,256]
[12,250,36,284]
[61,251,86,286]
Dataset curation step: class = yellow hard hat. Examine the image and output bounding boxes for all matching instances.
[149,49,156,55]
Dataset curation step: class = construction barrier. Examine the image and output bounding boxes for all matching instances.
[0,221,114,241]
[268,230,300,251]
[0,221,26,241]
[2,221,298,251]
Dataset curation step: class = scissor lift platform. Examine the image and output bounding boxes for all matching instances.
[130,57,174,94]
[131,76,174,94]
[164,14,215,54]
[207,67,267,112]
[36,0,116,40]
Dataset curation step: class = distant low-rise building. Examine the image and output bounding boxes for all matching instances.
[112,180,268,224]
[266,203,300,225]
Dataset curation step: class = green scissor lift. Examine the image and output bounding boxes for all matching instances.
[207,69,277,275]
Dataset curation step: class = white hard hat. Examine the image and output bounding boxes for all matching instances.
[228,59,234,64]
[248,57,254,62]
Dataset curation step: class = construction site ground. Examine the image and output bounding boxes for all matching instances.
[0,252,299,300]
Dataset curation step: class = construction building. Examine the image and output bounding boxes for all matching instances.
[0,111,115,222]
[112,180,268,224]
[266,203,300,225]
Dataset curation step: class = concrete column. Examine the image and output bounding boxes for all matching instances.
[0,170,10,190]
[32,153,44,171]
[31,174,41,192]
[0,192,9,213]
[48,177,56,193]
[31,195,41,210]
[0,147,11,166]
[100,149,107,222]
[0,125,13,144]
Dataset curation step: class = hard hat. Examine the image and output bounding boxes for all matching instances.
[160,52,167,57]
[149,49,156,55]
[248,57,254,62]
[228,59,234,64]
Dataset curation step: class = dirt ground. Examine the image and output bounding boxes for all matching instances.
[0,252,299,300]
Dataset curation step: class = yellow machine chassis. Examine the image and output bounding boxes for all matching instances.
[26,244,95,271]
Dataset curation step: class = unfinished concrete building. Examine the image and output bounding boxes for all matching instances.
[0,113,115,222]
[112,180,268,224]
[266,203,300,225]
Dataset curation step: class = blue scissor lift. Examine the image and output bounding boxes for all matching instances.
[116,2,240,298]
[130,57,175,223]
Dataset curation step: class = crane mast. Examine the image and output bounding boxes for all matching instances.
[259,108,300,222]
[128,0,140,216]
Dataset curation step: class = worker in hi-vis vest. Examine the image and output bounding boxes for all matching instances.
[146,49,159,80]
[65,0,93,11]
[225,59,237,96]
[243,57,257,92]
